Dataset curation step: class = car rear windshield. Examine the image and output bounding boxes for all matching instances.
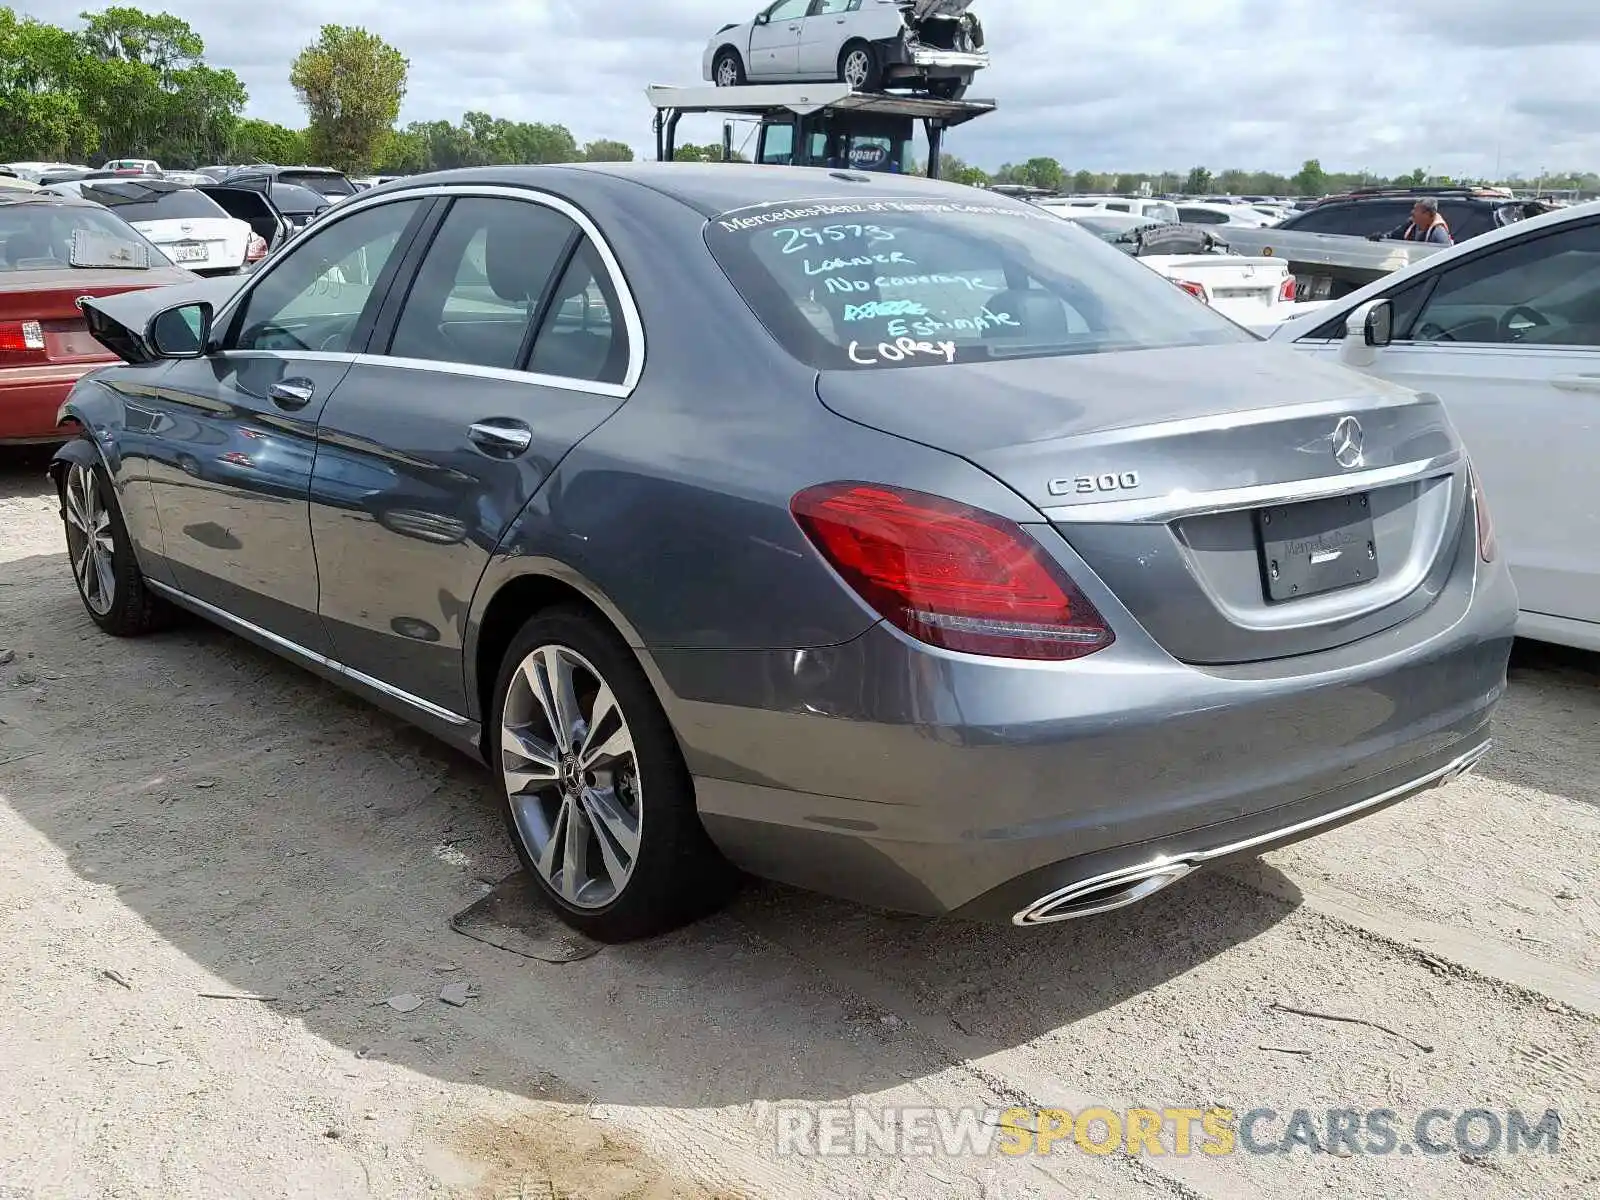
[0,202,157,271]
[278,171,355,198]
[704,197,1254,371]
[79,182,226,222]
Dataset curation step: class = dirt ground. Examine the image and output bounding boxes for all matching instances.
[1,446,1595,1200]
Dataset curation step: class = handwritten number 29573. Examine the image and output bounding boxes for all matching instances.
[774,225,895,255]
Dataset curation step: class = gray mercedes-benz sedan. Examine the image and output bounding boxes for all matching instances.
[50,163,1516,941]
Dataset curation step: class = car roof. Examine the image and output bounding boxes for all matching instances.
[365,162,1038,220]
[1273,198,1600,339]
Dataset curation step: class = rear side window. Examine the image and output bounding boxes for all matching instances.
[705,197,1253,371]
[388,197,577,369]
[1437,201,1494,241]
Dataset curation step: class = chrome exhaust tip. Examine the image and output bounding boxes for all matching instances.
[1012,860,1195,926]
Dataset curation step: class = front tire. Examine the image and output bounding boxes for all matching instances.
[59,449,173,637]
[713,48,746,87]
[490,607,736,942]
[838,42,882,92]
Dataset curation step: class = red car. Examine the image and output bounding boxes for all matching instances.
[0,193,193,444]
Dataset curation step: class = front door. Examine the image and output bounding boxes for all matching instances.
[137,196,432,651]
[1305,216,1600,627]
[308,193,636,714]
[749,0,809,77]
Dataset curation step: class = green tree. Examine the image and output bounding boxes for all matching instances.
[1392,167,1427,187]
[230,117,304,164]
[67,7,246,164]
[581,138,633,162]
[1291,158,1327,196]
[937,154,988,186]
[1016,155,1064,191]
[674,142,749,162]
[1071,168,1095,192]
[290,25,408,173]
[1182,165,1213,194]
[0,9,98,158]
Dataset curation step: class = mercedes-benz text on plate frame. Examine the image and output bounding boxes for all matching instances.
[50,164,1518,942]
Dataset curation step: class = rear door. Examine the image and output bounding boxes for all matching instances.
[799,0,858,74]
[134,195,433,650]
[307,190,639,713]
[1299,216,1600,627]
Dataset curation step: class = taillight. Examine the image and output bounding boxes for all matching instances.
[246,232,268,261]
[791,482,1115,661]
[1173,279,1208,304]
[1468,460,1496,562]
[1277,275,1297,303]
[0,320,45,356]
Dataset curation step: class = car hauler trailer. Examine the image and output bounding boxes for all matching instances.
[646,82,995,179]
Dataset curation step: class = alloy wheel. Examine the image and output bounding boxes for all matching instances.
[843,49,871,89]
[63,462,115,616]
[716,57,739,86]
[500,644,643,910]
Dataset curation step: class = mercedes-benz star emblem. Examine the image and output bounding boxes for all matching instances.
[1332,416,1364,470]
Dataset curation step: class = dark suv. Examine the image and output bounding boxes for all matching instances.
[1277,187,1552,242]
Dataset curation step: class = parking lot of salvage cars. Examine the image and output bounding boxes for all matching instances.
[0,451,1595,1200]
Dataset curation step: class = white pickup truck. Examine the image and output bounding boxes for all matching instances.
[1045,208,1319,327]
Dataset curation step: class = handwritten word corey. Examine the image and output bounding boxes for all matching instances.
[847,337,957,366]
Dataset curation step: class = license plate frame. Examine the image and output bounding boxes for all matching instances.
[172,242,208,263]
[1257,493,1378,602]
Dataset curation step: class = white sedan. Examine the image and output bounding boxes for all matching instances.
[1265,199,1600,651]
[44,178,264,275]
[704,0,987,98]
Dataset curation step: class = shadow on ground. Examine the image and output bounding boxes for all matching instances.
[0,529,1298,1117]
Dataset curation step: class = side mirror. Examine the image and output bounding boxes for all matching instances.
[1338,298,1392,368]
[145,301,212,359]
[754,11,770,23]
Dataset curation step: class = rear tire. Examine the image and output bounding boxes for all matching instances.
[58,446,174,637]
[490,606,736,942]
[838,42,882,92]
[713,48,746,88]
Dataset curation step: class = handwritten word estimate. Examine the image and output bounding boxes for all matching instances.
[847,337,957,365]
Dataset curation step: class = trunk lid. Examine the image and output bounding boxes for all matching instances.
[0,268,193,365]
[129,216,248,271]
[816,342,1470,664]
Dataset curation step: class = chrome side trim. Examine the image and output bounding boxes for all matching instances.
[1012,739,1491,926]
[349,353,631,400]
[211,183,646,396]
[145,579,470,727]
[1040,450,1463,524]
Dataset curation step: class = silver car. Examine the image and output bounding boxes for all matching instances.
[52,165,1514,943]
[704,0,987,97]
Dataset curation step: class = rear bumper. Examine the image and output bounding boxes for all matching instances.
[877,40,988,75]
[0,364,98,442]
[649,547,1517,921]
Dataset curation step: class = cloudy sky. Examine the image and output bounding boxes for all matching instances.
[28,0,1600,175]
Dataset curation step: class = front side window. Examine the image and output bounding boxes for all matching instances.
[1408,221,1600,346]
[230,198,424,352]
[387,197,578,369]
[767,0,811,20]
[706,196,1253,372]
[1179,208,1227,225]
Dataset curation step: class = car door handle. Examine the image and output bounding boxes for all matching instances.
[268,378,315,410]
[468,419,533,456]
[1552,374,1600,393]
